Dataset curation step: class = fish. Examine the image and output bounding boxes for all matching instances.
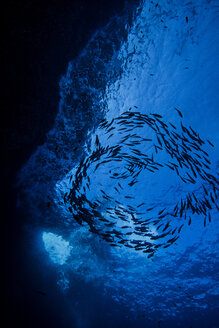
[207,139,214,147]
[147,252,155,258]
[210,192,215,204]
[178,224,184,233]
[64,110,217,256]
[174,107,183,118]
[158,208,166,215]
[163,243,172,248]
[202,184,208,195]
[143,248,154,253]
[118,182,123,189]
[137,202,145,208]
[188,216,192,226]
[169,122,177,130]
[114,187,120,193]
[95,135,100,147]
[162,222,170,232]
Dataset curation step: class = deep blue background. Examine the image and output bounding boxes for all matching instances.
[2,1,136,327]
[3,1,218,328]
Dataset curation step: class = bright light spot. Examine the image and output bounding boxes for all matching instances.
[42,232,72,265]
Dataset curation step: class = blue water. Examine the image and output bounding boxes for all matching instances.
[16,1,219,327]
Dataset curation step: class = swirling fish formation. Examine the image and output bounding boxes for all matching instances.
[64,109,218,258]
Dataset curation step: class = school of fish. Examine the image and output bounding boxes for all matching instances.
[64,108,218,258]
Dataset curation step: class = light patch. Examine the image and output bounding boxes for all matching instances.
[57,271,70,290]
[42,232,72,265]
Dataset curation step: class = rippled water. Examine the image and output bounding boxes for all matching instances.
[17,1,219,327]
